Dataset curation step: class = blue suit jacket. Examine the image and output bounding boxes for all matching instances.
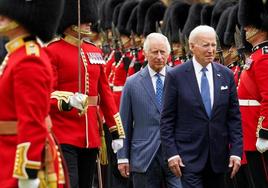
[160,60,243,173]
[117,65,170,173]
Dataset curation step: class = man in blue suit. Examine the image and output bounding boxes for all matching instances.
[117,33,182,188]
[160,25,243,188]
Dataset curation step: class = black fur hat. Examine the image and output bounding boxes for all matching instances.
[0,0,64,42]
[143,1,166,36]
[113,3,123,27]
[104,0,125,30]
[211,0,237,29]
[216,6,233,48]
[238,0,268,31]
[118,1,139,36]
[224,4,239,46]
[126,6,138,34]
[58,0,98,34]
[182,3,204,37]
[170,1,190,42]
[200,4,214,25]
[136,0,158,36]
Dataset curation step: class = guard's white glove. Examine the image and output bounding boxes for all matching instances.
[18,178,40,188]
[256,137,268,153]
[111,139,123,153]
[69,92,89,112]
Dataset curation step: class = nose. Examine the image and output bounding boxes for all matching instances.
[157,51,162,59]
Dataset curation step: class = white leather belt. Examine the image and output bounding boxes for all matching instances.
[239,99,261,106]
[113,86,124,92]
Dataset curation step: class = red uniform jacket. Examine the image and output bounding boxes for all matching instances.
[238,42,268,151]
[112,51,132,109]
[0,36,65,187]
[47,35,124,149]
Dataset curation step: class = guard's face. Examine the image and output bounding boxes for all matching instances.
[190,33,216,66]
[144,38,169,72]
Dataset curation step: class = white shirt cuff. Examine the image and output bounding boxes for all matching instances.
[118,158,129,164]
[230,155,241,161]
[168,155,180,162]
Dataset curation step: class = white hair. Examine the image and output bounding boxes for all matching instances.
[143,33,171,54]
[189,25,216,43]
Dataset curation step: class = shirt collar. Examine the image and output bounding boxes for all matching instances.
[192,56,212,74]
[148,64,166,78]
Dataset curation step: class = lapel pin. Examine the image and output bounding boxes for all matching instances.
[217,74,221,77]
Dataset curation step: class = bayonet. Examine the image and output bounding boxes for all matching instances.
[179,29,187,61]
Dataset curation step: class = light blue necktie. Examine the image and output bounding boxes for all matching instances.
[201,68,211,117]
[155,73,163,107]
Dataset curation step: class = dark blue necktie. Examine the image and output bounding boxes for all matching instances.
[155,73,163,107]
[201,68,211,117]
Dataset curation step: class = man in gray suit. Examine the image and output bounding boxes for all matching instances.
[117,33,182,188]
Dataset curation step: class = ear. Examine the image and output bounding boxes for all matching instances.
[189,43,194,51]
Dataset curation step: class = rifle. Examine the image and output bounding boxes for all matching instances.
[216,34,224,65]
[184,35,192,60]
[111,23,122,63]
[234,25,246,78]
[179,29,187,62]
[98,22,111,58]
[167,29,175,66]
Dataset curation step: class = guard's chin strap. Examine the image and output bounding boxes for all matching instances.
[246,27,260,41]
[0,21,19,33]
[71,25,97,38]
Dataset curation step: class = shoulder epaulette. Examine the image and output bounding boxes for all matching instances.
[25,41,40,56]
[83,38,96,46]
[45,37,61,47]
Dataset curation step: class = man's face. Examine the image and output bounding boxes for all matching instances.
[190,33,216,66]
[144,38,169,72]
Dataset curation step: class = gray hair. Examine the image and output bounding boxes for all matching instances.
[189,25,216,44]
[143,33,171,54]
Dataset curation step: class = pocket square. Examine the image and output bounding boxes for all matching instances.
[221,86,228,90]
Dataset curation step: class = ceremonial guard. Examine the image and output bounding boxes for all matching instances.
[238,0,268,187]
[0,0,67,188]
[46,1,125,188]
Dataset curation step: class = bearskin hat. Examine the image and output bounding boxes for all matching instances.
[238,0,268,31]
[118,1,139,36]
[182,3,204,37]
[210,0,237,29]
[224,4,239,46]
[201,4,214,25]
[126,5,138,34]
[143,1,166,36]
[136,0,158,36]
[57,0,98,35]
[170,1,190,42]
[0,0,64,42]
[104,0,125,30]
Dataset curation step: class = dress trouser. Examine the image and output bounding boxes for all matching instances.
[61,144,98,188]
[245,151,268,188]
[132,147,182,188]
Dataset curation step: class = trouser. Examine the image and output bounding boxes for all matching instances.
[132,147,182,188]
[61,144,98,188]
[245,151,268,188]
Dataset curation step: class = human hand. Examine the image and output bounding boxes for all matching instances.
[18,178,40,188]
[111,139,123,153]
[168,155,185,177]
[118,163,130,178]
[228,156,241,178]
[69,92,89,113]
[256,138,268,153]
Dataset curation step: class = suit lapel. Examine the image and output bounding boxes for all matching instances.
[140,66,161,112]
[185,61,205,110]
[211,63,221,115]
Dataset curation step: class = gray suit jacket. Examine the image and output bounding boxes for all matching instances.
[117,65,170,172]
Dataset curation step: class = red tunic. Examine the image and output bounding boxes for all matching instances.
[0,36,54,187]
[47,35,124,149]
[112,51,132,109]
[238,42,268,151]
